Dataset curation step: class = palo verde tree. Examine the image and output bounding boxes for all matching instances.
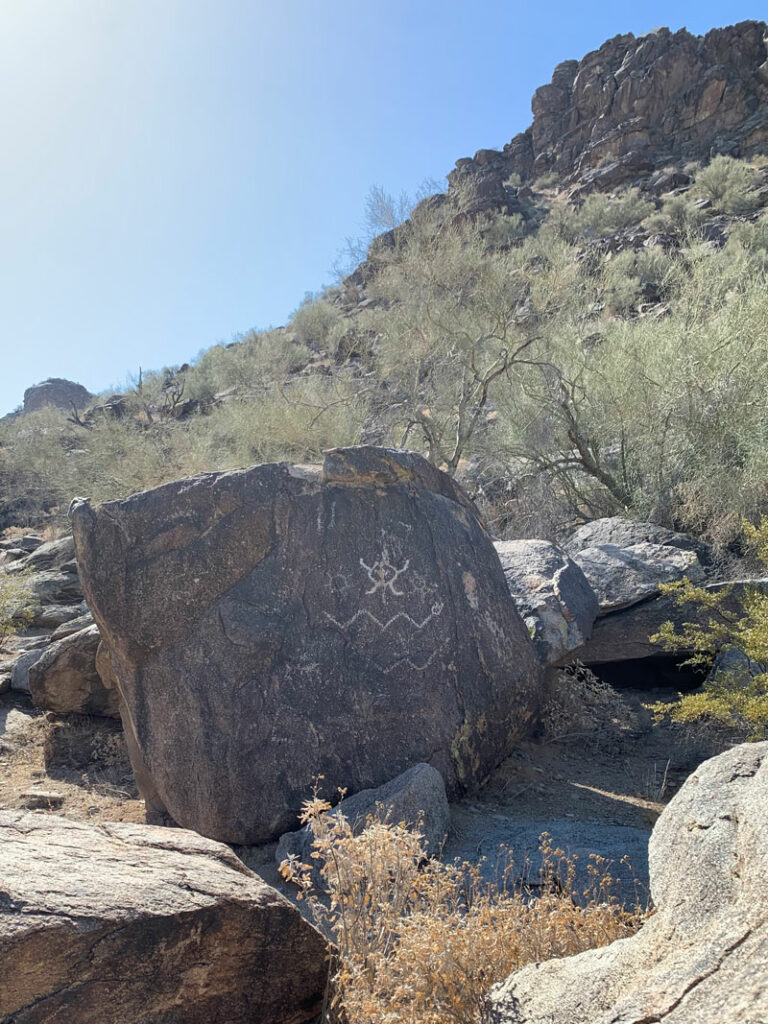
[359,210,547,474]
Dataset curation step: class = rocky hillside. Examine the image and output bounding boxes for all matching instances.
[445,21,768,206]
[4,20,768,551]
[3,23,768,1022]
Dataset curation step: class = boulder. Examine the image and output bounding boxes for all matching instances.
[0,658,13,694]
[50,609,94,640]
[277,762,450,879]
[567,578,766,665]
[10,648,44,693]
[28,623,119,717]
[0,812,328,1024]
[71,446,542,845]
[706,645,765,688]
[21,534,77,571]
[562,516,711,563]
[494,540,599,664]
[22,377,93,413]
[572,542,704,615]
[489,742,768,1024]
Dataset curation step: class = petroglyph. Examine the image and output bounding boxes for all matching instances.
[324,603,444,633]
[360,549,410,596]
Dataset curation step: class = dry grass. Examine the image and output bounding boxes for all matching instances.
[539,664,642,750]
[280,792,645,1024]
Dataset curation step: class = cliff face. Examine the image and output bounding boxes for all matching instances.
[447,21,768,202]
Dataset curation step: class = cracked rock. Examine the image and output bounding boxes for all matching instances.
[0,812,328,1024]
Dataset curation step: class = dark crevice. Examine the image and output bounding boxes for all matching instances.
[587,655,708,692]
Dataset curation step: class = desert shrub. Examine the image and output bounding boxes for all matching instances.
[534,171,560,189]
[650,518,768,739]
[691,154,762,215]
[281,796,644,1024]
[645,195,705,239]
[0,569,34,641]
[727,213,768,254]
[540,189,654,244]
[540,665,642,748]
[186,329,310,401]
[577,189,655,237]
[290,295,344,349]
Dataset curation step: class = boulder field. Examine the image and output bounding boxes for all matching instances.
[70,446,543,844]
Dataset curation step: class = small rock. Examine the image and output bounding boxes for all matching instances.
[19,791,64,810]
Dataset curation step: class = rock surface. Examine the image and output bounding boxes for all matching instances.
[706,645,765,688]
[276,762,450,878]
[10,648,44,693]
[563,516,712,563]
[28,623,119,717]
[567,578,766,665]
[1,532,98,697]
[572,541,704,615]
[71,446,542,844]
[495,539,599,664]
[490,741,768,1023]
[0,812,328,1024]
[22,377,93,413]
[448,22,768,201]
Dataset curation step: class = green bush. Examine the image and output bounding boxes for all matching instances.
[649,518,768,739]
[692,154,762,215]
[0,570,34,641]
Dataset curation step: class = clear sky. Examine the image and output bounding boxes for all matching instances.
[0,0,764,414]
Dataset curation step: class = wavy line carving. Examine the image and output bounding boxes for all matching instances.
[375,651,437,674]
[324,602,443,633]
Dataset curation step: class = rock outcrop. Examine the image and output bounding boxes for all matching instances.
[494,539,599,664]
[0,533,99,705]
[448,21,768,202]
[22,377,93,413]
[490,741,768,1024]
[71,446,542,845]
[276,762,450,878]
[28,623,119,717]
[0,812,328,1024]
[572,541,704,615]
[564,577,767,666]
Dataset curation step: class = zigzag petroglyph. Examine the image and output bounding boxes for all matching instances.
[374,651,438,674]
[324,602,444,633]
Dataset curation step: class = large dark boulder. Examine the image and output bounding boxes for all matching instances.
[0,812,328,1024]
[71,447,542,845]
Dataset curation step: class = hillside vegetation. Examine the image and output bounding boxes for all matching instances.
[3,154,768,549]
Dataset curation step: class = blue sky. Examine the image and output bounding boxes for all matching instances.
[0,1,764,414]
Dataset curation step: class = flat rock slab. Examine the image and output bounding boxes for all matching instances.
[573,542,704,615]
[0,812,328,1024]
[71,446,542,844]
